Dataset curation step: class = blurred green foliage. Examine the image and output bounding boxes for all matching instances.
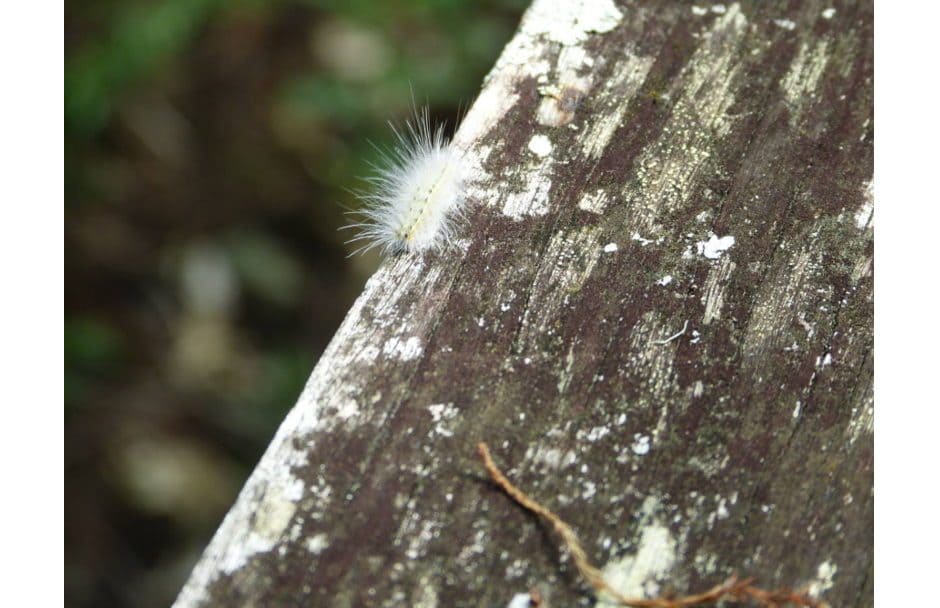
[65,1,524,606]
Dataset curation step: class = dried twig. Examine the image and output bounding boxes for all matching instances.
[476,442,825,608]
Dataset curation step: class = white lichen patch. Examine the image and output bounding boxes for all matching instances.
[773,18,796,31]
[807,560,838,598]
[578,425,612,442]
[595,520,678,605]
[525,444,578,470]
[403,517,441,561]
[521,0,623,46]
[527,134,553,157]
[383,335,424,361]
[821,7,836,19]
[696,233,736,259]
[631,434,651,455]
[706,494,734,529]
[457,526,488,566]
[334,400,361,423]
[500,161,554,219]
[305,532,329,554]
[578,189,610,214]
[603,242,619,253]
[505,558,528,579]
[427,403,459,438]
[582,479,598,500]
[693,550,720,577]
[686,450,730,478]
[218,479,301,575]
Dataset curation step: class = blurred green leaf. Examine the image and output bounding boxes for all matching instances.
[65,316,126,409]
[67,0,227,136]
[65,316,125,369]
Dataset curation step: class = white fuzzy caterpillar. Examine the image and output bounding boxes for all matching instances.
[344,108,465,257]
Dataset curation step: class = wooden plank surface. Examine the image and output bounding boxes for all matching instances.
[175,1,873,605]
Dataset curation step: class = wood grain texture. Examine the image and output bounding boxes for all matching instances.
[175,1,873,606]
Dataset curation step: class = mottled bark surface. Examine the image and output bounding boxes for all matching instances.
[175,1,873,606]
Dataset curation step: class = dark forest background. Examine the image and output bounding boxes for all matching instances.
[65,1,525,605]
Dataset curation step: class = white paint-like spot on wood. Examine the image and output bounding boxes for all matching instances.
[821,7,836,19]
[773,18,796,30]
[696,233,736,259]
[603,242,619,253]
[506,593,535,608]
[527,134,553,157]
[692,6,708,16]
[657,275,673,286]
[522,0,623,46]
[632,434,651,455]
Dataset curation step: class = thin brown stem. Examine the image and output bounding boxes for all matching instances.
[476,442,826,608]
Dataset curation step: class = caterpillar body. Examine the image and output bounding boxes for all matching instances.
[344,108,465,257]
